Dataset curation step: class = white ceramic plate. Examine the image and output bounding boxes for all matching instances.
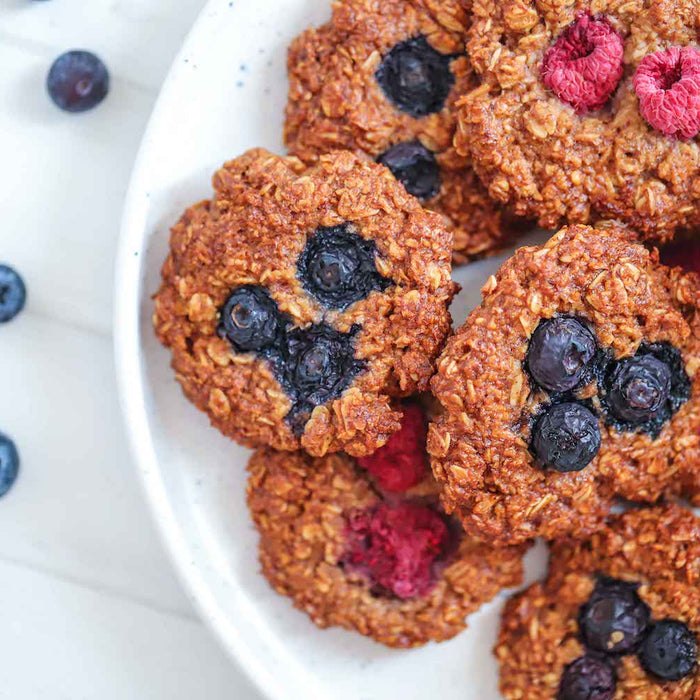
[114,1,549,698]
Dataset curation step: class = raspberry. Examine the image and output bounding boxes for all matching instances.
[541,14,624,114]
[634,46,700,139]
[660,239,700,274]
[344,502,449,599]
[358,403,428,492]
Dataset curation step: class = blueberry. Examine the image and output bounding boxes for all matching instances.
[579,578,650,655]
[297,224,390,310]
[47,50,109,113]
[218,286,282,352]
[0,265,26,323]
[558,656,616,700]
[377,141,441,200]
[605,355,671,425]
[639,620,697,681]
[375,36,455,118]
[0,434,19,498]
[527,317,597,392]
[531,402,601,472]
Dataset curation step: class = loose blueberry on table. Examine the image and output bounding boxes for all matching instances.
[0,265,27,323]
[0,433,20,498]
[47,50,109,113]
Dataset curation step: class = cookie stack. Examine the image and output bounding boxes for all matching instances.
[154,0,700,695]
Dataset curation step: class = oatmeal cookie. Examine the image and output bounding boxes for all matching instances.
[456,0,700,240]
[153,149,455,457]
[497,505,700,699]
[246,404,527,648]
[428,223,700,545]
[285,0,517,263]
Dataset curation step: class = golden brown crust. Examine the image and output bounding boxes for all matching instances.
[153,149,456,457]
[246,447,528,648]
[284,0,518,263]
[456,0,700,240]
[497,505,700,699]
[428,223,700,545]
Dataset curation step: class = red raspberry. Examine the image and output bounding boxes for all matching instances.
[344,502,449,599]
[660,239,700,274]
[634,46,700,139]
[357,403,428,492]
[541,13,624,114]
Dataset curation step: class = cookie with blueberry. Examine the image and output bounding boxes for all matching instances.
[246,404,528,648]
[284,0,518,263]
[456,0,700,240]
[153,149,455,457]
[428,223,700,545]
[497,505,700,699]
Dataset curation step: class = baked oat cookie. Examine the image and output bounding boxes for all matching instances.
[153,149,455,457]
[284,0,517,263]
[428,223,700,545]
[497,505,700,699]
[456,0,700,240]
[246,404,528,648]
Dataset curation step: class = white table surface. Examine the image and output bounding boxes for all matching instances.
[0,1,261,697]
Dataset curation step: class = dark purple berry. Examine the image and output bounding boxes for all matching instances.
[0,433,19,498]
[639,620,697,681]
[47,50,109,113]
[297,224,390,310]
[579,578,650,655]
[531,402,601,472]
[527,317,597,392]
[218,286,282,352]
[375,36,455,118]
[605,355,671,425]
[377,141,440,200]
[0,265,26,323]
[559,656,616,700]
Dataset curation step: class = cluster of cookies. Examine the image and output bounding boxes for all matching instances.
[153,0,700,695]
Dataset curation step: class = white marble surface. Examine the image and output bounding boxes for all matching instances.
[0,1,261,697]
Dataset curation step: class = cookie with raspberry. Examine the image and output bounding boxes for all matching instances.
[246,406,528,648]
[428,223,700,545]
[497,505,700,699]
[153,149,455,457]
[456,0,700,240]
[284,0,518,263]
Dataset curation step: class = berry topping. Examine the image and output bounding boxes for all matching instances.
[0,433,20,498]
[605,355,671,426]
[639,620,697,681]
[218,286,282,353]
[660,239,700,274]
[47,50,109,113]
[579,578,650,655]
[531,403,601,472]
[281,324,364,431]
[0,265,27,323]
[344,502,449,599]
[377,141,441,201]
[375,36,455,118]
[558,656,616,700]
[297,224,390,310]
[358,403,428,492]
[527,317,597,392]
[541,14,624,113]
[634,46,700,139]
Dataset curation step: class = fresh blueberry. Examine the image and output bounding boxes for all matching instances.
[558,656,616,700]
[579,578,650,655]
[0,265,26,323]
[531,402,601,472]
[47,50,109,113]
[377,141,441,200]
[218,286,282,353]
[527,317,597,392]
[605,355,671,425]
[0,434,19,498]
[375,36,455,118]
[639,620,697,681]
[297,224,390,310]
